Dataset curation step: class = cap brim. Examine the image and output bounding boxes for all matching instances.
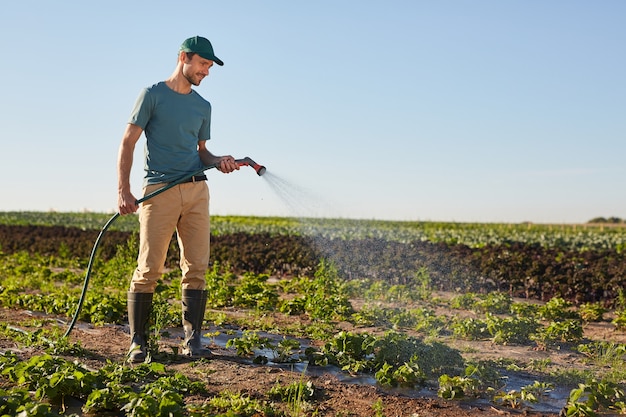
[198,52,224,66]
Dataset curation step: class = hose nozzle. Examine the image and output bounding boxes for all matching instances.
[236,157,267,176]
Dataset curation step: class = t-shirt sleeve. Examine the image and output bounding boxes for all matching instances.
[128,88,153,129]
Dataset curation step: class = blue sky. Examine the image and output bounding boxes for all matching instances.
[1,1,624,223]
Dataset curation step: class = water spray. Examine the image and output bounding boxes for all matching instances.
[63,157,266,337]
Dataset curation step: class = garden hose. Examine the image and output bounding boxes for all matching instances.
[63,157,266,338]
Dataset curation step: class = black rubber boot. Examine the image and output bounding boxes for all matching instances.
[127,292,153,363]
[181,289,212,358]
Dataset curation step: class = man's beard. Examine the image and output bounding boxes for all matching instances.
[183,70,204,86]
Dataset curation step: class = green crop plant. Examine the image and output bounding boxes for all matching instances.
[451,317,490,340]
[268,378,315,416]
[388,308,419,329]
[204,262,236,308]
[375,360,425,388]
[510,301,540,318]
[449,292,478,310]
[525,358,552,373]
[577,341,626,366]
[532,319,584,349]
[523,381,555,398]
[358,267,432,304]
[226,330,273,359]
[78,292,126,325]
[473,292,513,314]
[0,387,55,417]
[549,368,595,388]
[412,307,450,336]
[452,314,540,345]
[83,382,135,414]
[233,272,279,310]
[280,260,354,322]
[492,389,531,409]
[563,379,626,417]
[492,381,553,410]
[272,337,302,363]
[538,297,579,321]
[438,361,503,400]
[611,288,626,331]
[350,305,417,329]
[373,332,454,378]
[362,279,391,301]
[350,305,388,327]
[578,302,606,323]
[438,374,476,400]
[1,324,84,356]
[369,331,464,385]
[484,313,540,345]
[305,260,354,321]
[352,305,448,336]
[576,341,626,382]
[412,266,433,300]
[371,398,385,417]
[91,233,138,291]
[611,309,626,331]
[189,390,274,416]
[0,353,99,413]
[87,362,205,415]
[321,331,377,374]
[279,295,307,315]
[5,212,626,252]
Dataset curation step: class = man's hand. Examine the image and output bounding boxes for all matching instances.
[118,190,138,215]
[217,156,240,174]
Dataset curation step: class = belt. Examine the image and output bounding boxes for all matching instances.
[181,175,207,183]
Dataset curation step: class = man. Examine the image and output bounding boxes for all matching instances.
[117,36,239,363]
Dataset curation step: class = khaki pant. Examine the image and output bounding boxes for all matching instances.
[129,181,210,293]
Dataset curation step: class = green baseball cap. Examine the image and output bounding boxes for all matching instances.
[180,36,224,66]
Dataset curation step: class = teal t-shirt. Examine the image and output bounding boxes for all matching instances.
[128,81,212,186]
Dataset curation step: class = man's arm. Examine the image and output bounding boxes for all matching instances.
[197,141,239,173]
[117,124,144,215]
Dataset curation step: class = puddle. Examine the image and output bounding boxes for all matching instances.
[162,326,568,413]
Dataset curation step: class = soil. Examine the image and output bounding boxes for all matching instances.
[3,295,622,417]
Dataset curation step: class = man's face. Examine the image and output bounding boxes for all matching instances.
[182,53,214,86]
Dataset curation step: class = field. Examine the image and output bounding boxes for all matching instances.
[1,212,626,417]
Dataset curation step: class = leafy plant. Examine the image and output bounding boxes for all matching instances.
[532,319,584,349]
[473,292,512,314]
[492,381,553,409]
[438,362,503,400]
[563,379,626,417]
[578,302,606,322]
[611,309,626,331]
[484,313,540,345]
[233,272,279,310]
[226,330,272,360]
[190,390,273,416]
[269,378,315,416]
[538,297,579,321]
[295,260,354,322]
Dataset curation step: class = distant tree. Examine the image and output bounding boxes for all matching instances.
[587,217,624,224]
